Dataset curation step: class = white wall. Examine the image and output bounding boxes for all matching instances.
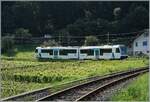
[133,32,149,55]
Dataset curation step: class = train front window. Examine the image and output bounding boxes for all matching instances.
[116,48,120,53]
[120,47,127,54]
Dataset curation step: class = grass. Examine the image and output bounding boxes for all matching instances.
[111,73,149,101]
[2,44,37,61]
[1,44,149,98]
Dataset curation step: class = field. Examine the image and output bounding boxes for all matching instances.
[1,45,149,98]
[111,73,149,101]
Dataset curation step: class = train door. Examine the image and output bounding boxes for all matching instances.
[114,48,121,59]
[38,49,41,58]
[94,49,99,59]
[53,49,58,59]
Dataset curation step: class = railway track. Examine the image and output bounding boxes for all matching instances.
[36,67,148,101]
[2,67,148,101]
[75,69,148,101]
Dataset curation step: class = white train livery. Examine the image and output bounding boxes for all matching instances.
[35,45,128,60]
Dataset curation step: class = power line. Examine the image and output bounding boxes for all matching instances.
[54,30,144,38]
[2,29,145,39]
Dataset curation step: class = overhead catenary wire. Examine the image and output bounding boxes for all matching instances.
[4,29,145,39]
[49,29,144,38]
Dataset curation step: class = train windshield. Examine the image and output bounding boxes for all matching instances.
[120,47,127,55]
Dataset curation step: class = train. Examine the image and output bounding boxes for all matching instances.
[35,45,128,60]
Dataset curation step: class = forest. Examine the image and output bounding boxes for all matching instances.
[2,1,149,46]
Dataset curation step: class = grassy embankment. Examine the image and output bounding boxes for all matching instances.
[111,73,149,101]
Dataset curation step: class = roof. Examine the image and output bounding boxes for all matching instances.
[36,44,125,49]
[80,45,124,49]
[134,29,149,40]
[128,29,149,46]
[36,46,79,49]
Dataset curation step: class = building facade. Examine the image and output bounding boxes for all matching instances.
[132,29,149,55]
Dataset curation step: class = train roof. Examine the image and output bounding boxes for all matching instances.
[36,46,79,49]
[80,45,125,49]
[36,45,125,49]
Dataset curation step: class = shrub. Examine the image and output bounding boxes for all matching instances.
[84,36,99,46]
[15,28,32,38]
[2,35,15,55]
[41,39,59,47]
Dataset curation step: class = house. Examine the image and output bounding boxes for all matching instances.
[128,29,149,55]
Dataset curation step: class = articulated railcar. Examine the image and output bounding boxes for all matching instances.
[35,45,128,60]
[79,45,128,59]
[35,47,79,59]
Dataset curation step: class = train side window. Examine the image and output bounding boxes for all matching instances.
[116,48,120,53]
[100,49,102,55]
[41,49,53,55]
[49,50,53,55]
[80,49,94,55]
[59,49,77,55]
[100,49,112,55]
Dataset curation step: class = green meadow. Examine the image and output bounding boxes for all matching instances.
[1,45,149,98]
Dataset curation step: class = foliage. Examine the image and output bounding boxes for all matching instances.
[1,35,15,55]
[111,73,149,101]
[57,29,71,46]
[1,51,148,98]
[41,40,59,47]
[84,36,99,46]
[120,6,148,32]
[15,28,32,38]
[2,2,149,45]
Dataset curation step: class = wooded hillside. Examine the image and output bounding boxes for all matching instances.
[2,1,149,45]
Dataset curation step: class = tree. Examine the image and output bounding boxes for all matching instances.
[15,28,32,38]
[57,29,70,46]
[120,6,148,32]
[2,1,149,40]
[84,36,99,46]
[2,35,15,55]
[41,40,59,47]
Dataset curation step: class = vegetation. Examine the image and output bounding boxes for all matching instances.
[1,1,149,100]
[41,40,59,47]
[1,44,148,98]
[84,36,99,46]
[15,28,32,38]
[2,57,148,98]
[2,1,149,45]
[111,73,149,101]
[1,35,15,55]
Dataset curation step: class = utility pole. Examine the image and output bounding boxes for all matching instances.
[59,33,61,46]
[68,35,70,46]
[107,32,109,45]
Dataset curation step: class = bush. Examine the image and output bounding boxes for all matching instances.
[84,36,99,46]
[2,35,15,55]
[41,39,59,47]
[15,28,32,38]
